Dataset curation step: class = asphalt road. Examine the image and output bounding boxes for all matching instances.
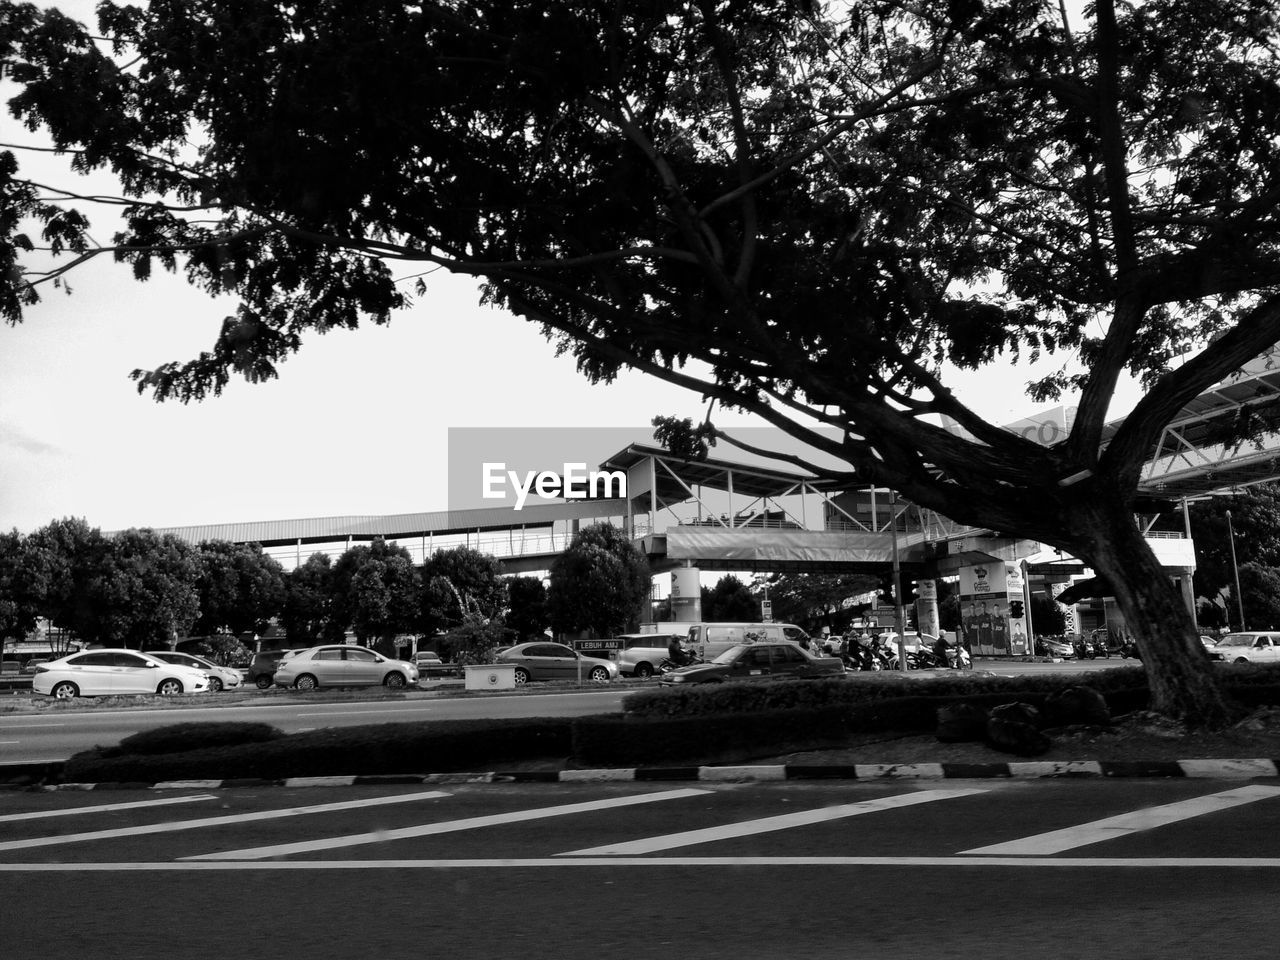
[2,778,1277,960]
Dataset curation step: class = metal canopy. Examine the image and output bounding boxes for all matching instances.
[599,443,836,504]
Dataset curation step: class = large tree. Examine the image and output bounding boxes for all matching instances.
[10,1,1280,722]
[548,522,651,638]
[329,538,419,651]
[419,546,506,635]
[192,539,286,637]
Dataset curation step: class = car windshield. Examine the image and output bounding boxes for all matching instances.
[1218,635,1253,647]
[712,644,750,664]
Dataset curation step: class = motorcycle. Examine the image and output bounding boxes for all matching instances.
[946,644,973,670]
[658,650,703,674]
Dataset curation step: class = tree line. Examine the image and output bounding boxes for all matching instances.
[0,519,652,663]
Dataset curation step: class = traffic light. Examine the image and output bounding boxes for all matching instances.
[877,571,896,607]
[1009,599,1025,620]
[901,578,917,606]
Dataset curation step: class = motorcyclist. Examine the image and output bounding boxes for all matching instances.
[667,634,694,667]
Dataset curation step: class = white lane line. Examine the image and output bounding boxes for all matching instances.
[963,784,1280,855]
[5,856,1280,871]
[561,788,988,856]
[0,790,450,853]
[0,795,217,824]
[186,787,711,861]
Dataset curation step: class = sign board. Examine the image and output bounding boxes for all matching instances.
[761,600,773,622]
[573,639,625,652]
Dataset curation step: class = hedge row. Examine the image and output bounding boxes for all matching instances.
[62,717,573,782]
[620,666,1154,718]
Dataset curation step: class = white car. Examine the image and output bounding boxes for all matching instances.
[33,649,210,699]
[1207,632,1280,664]
[273,644,419,690]
[149,650,243,692]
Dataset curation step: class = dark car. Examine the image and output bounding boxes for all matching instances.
[659,641,845,685]
[246,649,302,690]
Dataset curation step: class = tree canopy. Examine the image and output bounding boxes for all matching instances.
[9,0,1280,722]
[548,522,651,637]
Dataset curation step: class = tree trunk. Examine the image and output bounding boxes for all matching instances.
[1074,497,1233,728]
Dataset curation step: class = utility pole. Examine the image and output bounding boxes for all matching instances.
[1226,509,1246,631]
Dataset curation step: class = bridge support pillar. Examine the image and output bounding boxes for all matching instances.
[670,565,703,622]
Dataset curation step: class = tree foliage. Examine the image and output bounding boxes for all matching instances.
[192,539,285,636]
[504,575,548,641]
[1236,562,1280,631]
[11,0,1280,721]
[328,538,419,651]
[548,522,650,637]
[419,546,506,635]
[279,552,333,645]
[700,574,758,622]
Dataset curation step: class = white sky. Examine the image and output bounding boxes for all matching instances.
[0,1,1129,536]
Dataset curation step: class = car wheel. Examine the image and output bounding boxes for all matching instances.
[294,674,318,691]
[157,678,184,696]
[255,674,273,690]
[635,662,654,679]
[589,666,611,683]
[208,677,223,693]
[1235,657,1250,664]
[51,681,79,700]
[384,672,407,689]
[513,667,530,684]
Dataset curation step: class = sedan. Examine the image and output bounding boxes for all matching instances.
[1206,632,1280,664]
[32,649,210,700]
[273,644,419,691]
[660,641,845,685]
[150,650,243,692]
[494,642,618,684]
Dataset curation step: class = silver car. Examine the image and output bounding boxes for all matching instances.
[273,645,419,690]
[150,650,243,692]
[494,642,618,684]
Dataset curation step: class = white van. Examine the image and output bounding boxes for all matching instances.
[685,622,812,660]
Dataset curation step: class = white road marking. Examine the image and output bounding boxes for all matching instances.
[187,787,711,861]
[963,785,1280,855]
[0,794,216,823]
[4,856,1280,872]
[0,790,450,852]
[562,787,989,856]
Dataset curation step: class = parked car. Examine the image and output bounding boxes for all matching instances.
[413,650,444,667]
[1206,631,1280,664]
[272,644,419,690]
[32,649,210,699]
[1036,637,1075,658]
[149,650,242,692]
[613,633,689,678]
[247,649,303,689]
[494,642,618,684]
[659,641,845,685]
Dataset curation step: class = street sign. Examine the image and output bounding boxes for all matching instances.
[761,599,773,622]
[573,639,624,652]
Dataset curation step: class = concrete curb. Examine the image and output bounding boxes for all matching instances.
[10,758,1280,790]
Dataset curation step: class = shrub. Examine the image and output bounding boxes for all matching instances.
[117,722,285,756]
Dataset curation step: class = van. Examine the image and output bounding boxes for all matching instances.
[684,622,812,660]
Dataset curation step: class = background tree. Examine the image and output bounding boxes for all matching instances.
[752,572,877,633]
[0,530,43,641]
[15,1,1280,722]
[547,523,651,638]
[1029,595,1069,639]
[93,528,201,648]
[329,538,419,653]
[1188,488,1280,605]
[419,546,506,636]
[701,575,759,622]
[192,539,285,637]
[1236,563,1280,632]
[280,553,334,646]
[505,575,548,641]
[25,518,112,646]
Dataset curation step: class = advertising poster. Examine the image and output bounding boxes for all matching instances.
[958,563,1010,655]
[1005,563,1030,655]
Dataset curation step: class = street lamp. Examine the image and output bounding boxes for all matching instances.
[1226,509,1246,631]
